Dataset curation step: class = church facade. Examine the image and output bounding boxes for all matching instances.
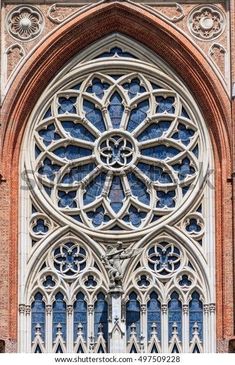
[0,0,234,353]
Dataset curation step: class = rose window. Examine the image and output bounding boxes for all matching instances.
[32,68,202,233]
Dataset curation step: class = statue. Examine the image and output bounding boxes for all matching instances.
[101,241,143,290]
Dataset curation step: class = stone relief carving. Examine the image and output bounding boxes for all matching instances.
[6,5,44,41]
[188,5,225,41]
[47,1,185,25]
[209,43,226,76]
[5,43,25,79]
[143,3,185,24]
[101,242,142,289]
[7,5,44,41]
[47,2,97,24]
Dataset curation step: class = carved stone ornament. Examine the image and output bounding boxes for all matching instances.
[188,5,225,41]
[6,5,44,41]
[101,241,142,289]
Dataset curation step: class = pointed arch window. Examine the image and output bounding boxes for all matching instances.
[147,292,161,341]
[31,292,45,342]
[168,292,182,343]
[20,34,215,354]
[126,292,141,340]
[94,293,108,342]
[73,292,87,342]
[53,293,67,343]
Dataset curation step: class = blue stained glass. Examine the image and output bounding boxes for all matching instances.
[179,275,192,287]
[53,243,86,275]
[186,218,201,233]
[148,244,180,274]
[83,173,106,205]
[73,292,87,341]
[126,292,140,339]
[32,205,37,214]
[127,100,149,132]
[61,163,96,184]
[172,123,195,145]
[43,107,52,119]
[123,78,146,99]
[151,215,161,223]
[87,205,110,227]
[192,145,199,158]
[86,78,109,99]
[61,121,95,141]
[38,158,60,180]
[182,185,190,196]
[197,205,202,213]
[108,176,125,213]
[31,292,45,341]
[43,185,52,196]
[151,82,161,90]
[168,292,182,341]
[137,121,171,141]
[33,219,49,234]
[147,292,161,340]
[53,145,92,160]
[43,275,56,288]
[58,190,77,208]
[137,275,150,287]
[83,100,105,132]
[35,145,41,158]
[94,293,108,341]
[141,145,180,160]
[70,214,82,222]
[189,292,203,340]
[58,97,76,114]
[97,47,136,59]
[173,158,195,180]
[108,75,124,80]
[85,275,97,287]
[157,190,175,208]
[53,293,67,341]
[156,96,175,114]
[181,107,190,119]
[108,92,124,128]
[127,172,150,205]
[71,83,81,90]
[137,162,172,183]
[123,205,147,227]
[39,124,61,146]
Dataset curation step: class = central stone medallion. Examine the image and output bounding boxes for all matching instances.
[96,131,138,171]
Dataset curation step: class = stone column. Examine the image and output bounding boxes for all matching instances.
[108,288,125,353]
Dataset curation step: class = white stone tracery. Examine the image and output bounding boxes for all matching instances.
[19,34,215,353]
